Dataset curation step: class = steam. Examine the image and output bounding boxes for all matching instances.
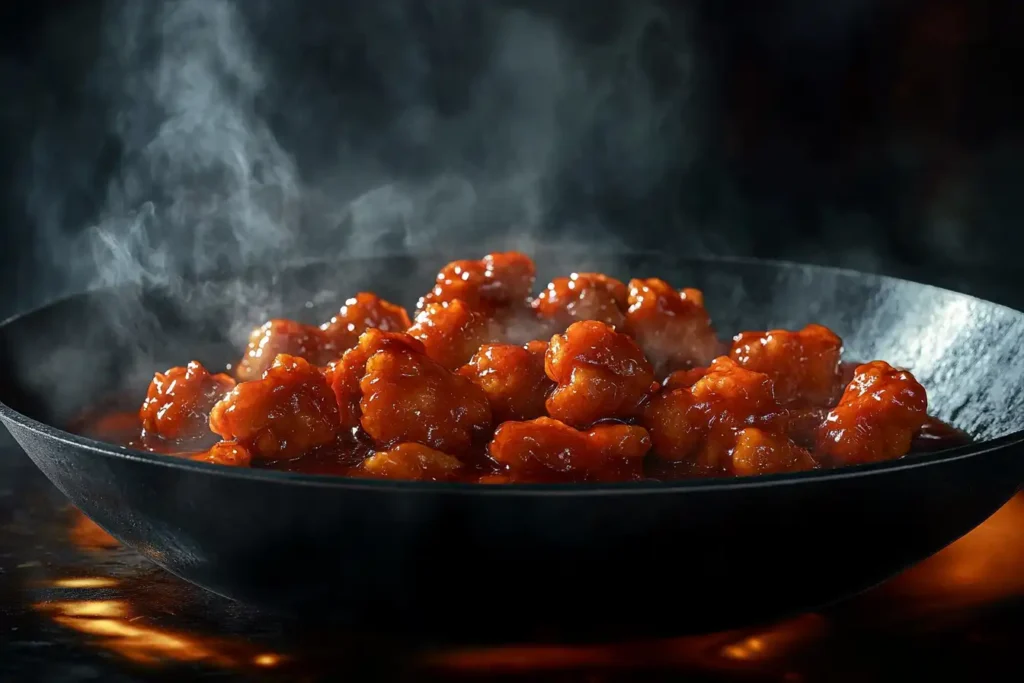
[86,0,299,289]
[75,0,698,309]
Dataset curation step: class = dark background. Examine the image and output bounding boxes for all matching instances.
[2,0,1023,317]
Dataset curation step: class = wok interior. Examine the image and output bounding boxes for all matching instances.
[2,253,1022,446]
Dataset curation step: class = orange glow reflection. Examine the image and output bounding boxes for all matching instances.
[53,485,1024,676]
[254,653,283,667]
[35,598,234,666]
[51,577,120,589]
[427,492,1024,675]
[868,492,1024,612]
[426,615,828,674]
[34,590,282,670]
[68,509,119,550]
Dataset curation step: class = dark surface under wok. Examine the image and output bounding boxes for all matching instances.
[1,254,1022,640]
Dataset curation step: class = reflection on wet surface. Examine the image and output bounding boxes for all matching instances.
[3,440,1024,681]
[33,596,280,669]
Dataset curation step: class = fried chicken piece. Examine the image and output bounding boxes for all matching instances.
[643,356,790,474]
[323,329,426,431]
[816,361,928,466]
[533,272,629,331]
[489,417,651,482]
[235,319,337,382]
[359,443,464,481]
[189,441,253,467]
[319,292,412,351]
[458,341,554,422]
[544,320,657,428]
[139,361,236,445]
[643,387,706,461]
[418,251,536,313]
[625,279,720,376]
[345,332,492,454]
[407,300,503,370]
[731,428,818,477]
[691,356,787,432]
[210,354,341,460]
[730,323,843,405]
[662,366,708,392]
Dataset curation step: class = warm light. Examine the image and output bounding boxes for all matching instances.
[253,653,282,667]
[35,600,235,667]
[51,577,120,589]
[714,618,824,667]
[40,600,128,618]
[68,510,119,550]
[867,492,1024,613]
[425,616,827,674]
[720,636,767,661]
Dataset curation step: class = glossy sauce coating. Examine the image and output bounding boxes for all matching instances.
[319,293,411,351]
[235,319,337,382]
[418,251,536,313]
[459,341,554,423]
[139,361,236,447]
[210,354,340,460]
[816,360,929,466]
[75,252,971,484]
[626,279,720,376]
[407,300,504,371]
[359,443,464,482]
[489,417,651,482]
[533,273,629,331]
[545,321,657,428]
[730,324,843,406]
[358,340,492,455]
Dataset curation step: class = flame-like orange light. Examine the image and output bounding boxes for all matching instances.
[865,492,1024,615]
[34,595,282,670]
[253,653,283,667]
[425,615,827,674]
[68,510,119,550]
[51,577,120,589]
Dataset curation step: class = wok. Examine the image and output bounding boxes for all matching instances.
[1,252,1023,642]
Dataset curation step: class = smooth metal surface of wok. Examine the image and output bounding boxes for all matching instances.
[1,252,1023,642]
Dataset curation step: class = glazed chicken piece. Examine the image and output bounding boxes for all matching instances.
[644,356,799,476]
[533,272,629,331]
[459,341,554,423]
[625,279,720,376]
[189,441,253,467]
[731,428,818,477]
[407,300,504,370]
[319,292,411,351]
[210,354,341,461]
[235,319,337,382]
[730,324,844,406]
[418,251,536,313]
[690,356,789,434]
[662,366,708,392]
[816,360,928,466]
[327,329,492,454]
[489,417,651,482]
[643,386,706,462]
[324,329,426,431]
[139,361,236,446]
[359,443,464,481]
[545,320,657,428]
[359,343,493,454]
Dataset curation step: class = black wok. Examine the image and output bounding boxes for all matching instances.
[1,253,1023,642]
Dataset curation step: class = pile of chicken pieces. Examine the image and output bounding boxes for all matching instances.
[134,252,928,483]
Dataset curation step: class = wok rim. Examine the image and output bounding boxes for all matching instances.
[2,253,1022,496]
